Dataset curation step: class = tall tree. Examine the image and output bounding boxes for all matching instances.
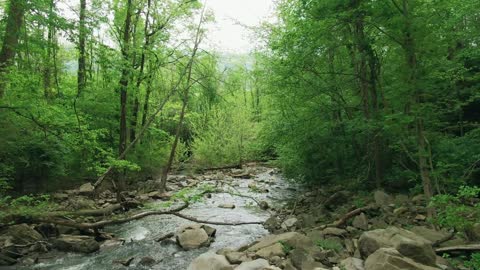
[0,0,26,97]
[78,0,87,95]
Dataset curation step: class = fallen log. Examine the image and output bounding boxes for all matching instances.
[47,204,123,217]
[435,244,480,253]
[171,212,263,226]
[327,204,378,228]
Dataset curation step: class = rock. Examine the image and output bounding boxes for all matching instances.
[264,216,281,231]
[138,256,156,266]
[374,190,393,206]
[225,251,250,264]
[394,195,410,206]
[358,227,436,266]
[415,214,427,221]
[247,232,314,253]
[364,248,440,270]
[412,194,427,205]
[1,224,43,245]
[78,182,94,195]
[52,235,99,253]
[410,226,451,244]
[393,207,408,216]
[281,218,298,230]
[218,204,236,209]
[352,213,369,230]
[217,248,235,256]
[255,243,285,259]
[34,223,58,238]
[147,191,171,200]
[340,257,365,270]
[322,227,347,237]
[235,258,270,270]
[290,248,326,270]
[187,252,233,270]
[67,196,96,210]
[176,224,210,250]
[202,225,217,237]
[259,201,269,210]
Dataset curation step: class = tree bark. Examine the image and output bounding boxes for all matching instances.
[0,0,26,97]
[78,0,87,96]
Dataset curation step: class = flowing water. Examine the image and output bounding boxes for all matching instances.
[12,166,298,270]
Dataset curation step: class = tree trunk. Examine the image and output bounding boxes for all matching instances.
[78,0,87,95]
[117,0,134,194]
[0,0,26,97]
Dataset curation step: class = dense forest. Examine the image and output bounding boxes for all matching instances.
[0,0,480,269]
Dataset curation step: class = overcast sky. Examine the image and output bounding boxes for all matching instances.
[202,0,276,53]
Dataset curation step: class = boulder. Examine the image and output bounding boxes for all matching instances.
[410,226,451,243]
[1,224,43,245]
[259,201,269,210]
[364,248,440,270]
[52,235,99,253]
[225,251,250,264]
[322,227,347,237]
[340,257,365,270]
[138,256,156,266]
[235,258,270,270]
[247,232,314,253]
[412,194,427,205]
[352,213,369,231]
[176,224,210,250]
[290,248,327,270]
[358,227,436,266]
[78,182,94,195]
[255,242,285,259]
[374,190,393,206]
[281,218,298,230]
[187,252,233,270]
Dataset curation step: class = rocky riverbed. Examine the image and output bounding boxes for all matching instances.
[1,164,479,270]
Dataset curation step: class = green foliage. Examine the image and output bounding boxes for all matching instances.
[279,240,294,254]
[465,253,480,270]
[430,186,480,232]
[0,194,57,221]
[316,239,343,253]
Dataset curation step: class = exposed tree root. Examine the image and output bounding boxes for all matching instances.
[435,244,480,253]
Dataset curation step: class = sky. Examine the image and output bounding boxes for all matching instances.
[202,0,276,53]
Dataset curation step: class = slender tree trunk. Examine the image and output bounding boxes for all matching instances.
[0,0,26,97]
[131,0,152,142]
[401,0,434,217]
[117,0,134,195]
[78,0,87,96]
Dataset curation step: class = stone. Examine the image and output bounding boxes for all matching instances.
[147,191,171,200]
[352,213,369,230]
[322,227,347,237]
[176,224,210,250]
[281,218,298,230]
[138,256,156,266]
[78,182,94,195]
[225,251,250,264]
[259,201,269,210]
[219,204,236,209]
[374,190,393,206]
[415,215,427,221]
[255,243,285,259]
[340,257,365,270]
[358,227,436,266]
[364,248,440,270]
[1,224,43,245]
[394,195,410,206]
[247,232,314,253]
[52,235,99,253]
[202,225,217,237]
[410,226,451,244]
[393,207,408,216]
[235,258,270,270]
[34,223,58,238]
[290,248,326,270]
[187,252,233,270]
[412,194,427,205]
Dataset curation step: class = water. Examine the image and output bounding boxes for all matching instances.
[10,166,298,270]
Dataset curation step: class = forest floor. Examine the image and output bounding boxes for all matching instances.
[0,164,478,269]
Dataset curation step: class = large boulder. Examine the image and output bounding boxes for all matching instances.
[374,190,393,206]
[290,248,327,270]
[364,248,440,270]
[52,235,99,253]
[255,242,285,259]
[247,232,314,252]
[340,257,365,270]
[352,213,369,231]
[358,227,436,266]
[77,182,94,196]
[409,226,451,243]
[1,224,43,245]
[187,252,233,270]
[176,224,210,250]
[235,259,270,270]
